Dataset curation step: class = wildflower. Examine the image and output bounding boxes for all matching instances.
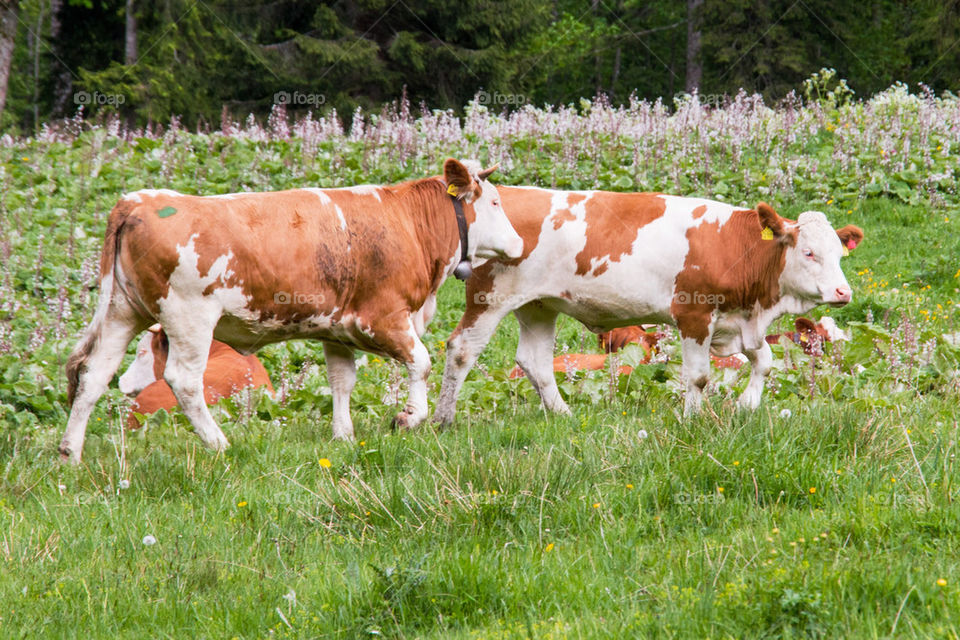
[544,543,554,552]
[772,527,780,534]
[891,477,896,483]
[809,487,817,494]
[826,199,834,205]
[938,578,947,587]
[359,441,366,447]
[717,487,724,493]
[318,458,332,468]
[733,461,740,466]
[779,409,792,419]
[622,411,627,416]
[626,483,634,489]
[142,535,157,546]
[119,479,130,490]
[592,502,601,509]
[637,429,648,439]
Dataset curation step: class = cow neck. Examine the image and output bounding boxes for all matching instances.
[401,178,466,288]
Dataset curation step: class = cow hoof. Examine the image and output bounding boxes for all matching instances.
[58,445,80,465]
[392,411,419,431]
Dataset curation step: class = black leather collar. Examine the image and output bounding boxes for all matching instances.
[450,195,472,280]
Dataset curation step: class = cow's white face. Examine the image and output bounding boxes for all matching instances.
[781,211,853,306]
[467,178,524,261]
[118,332,157,395]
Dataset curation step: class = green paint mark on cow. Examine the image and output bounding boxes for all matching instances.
[157,206,177,218]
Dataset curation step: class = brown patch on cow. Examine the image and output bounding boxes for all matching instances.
[691,205,707,219]
[560,290,572,300]
[550,193,586,230]
[575,192,666,276]
[672,206,794,343]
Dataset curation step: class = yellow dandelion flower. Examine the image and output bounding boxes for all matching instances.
[938,578,947,587]
[717,487,724,493]
[544,543,555,552]
[318,458,332,468]
[592,502,601,509]
[625,483,634,489]
[237,501,247,508]
[772,527,780,534]
[809,487,817,494]
[733,461,740,466]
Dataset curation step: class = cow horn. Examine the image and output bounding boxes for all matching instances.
[148,324,162,334]
[477,164,499,181]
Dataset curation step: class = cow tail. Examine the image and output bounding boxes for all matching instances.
[66,201,135,406]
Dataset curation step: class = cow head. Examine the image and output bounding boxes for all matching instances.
[444,159,523,261]
[761,204,863,308]
[118,325,164,395]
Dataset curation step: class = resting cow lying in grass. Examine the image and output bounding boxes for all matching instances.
[118,325,274,429]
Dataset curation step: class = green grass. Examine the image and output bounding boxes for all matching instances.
[2,123,960,637]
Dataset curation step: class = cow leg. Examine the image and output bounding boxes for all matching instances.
[738,342,773,409]
[680,337,712,416]
[434,306,513,426]
[59,301,143,463]
[394,323,432,430]
[162,328,229,451]
[513,304,570,414]
[323,342,357,440]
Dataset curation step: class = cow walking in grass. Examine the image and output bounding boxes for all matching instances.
[60,159,523,463]
[434,188,862,424]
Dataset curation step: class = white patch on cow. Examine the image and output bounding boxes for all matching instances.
[465,174,524,261]
[334,204,347,230]
[122,188,182,203]
[118,332,157,395]
[412,293,437,336]
[302,188,332,205]
[817,316,849,342]
[159,235,252,324]
[344,184,382,201]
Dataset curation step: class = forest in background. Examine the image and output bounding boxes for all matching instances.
[1,0,960,132]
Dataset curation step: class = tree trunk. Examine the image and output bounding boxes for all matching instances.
[0,0,19,122]
[685,0,703,93]
[124,0,137,65]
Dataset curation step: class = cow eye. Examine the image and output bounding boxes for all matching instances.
[492,200,500,207]
[803,249,814,258]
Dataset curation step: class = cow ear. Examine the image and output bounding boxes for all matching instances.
[477,163,499,181]
[443,158,475,198]
[794,317,816,334]
[836,225,863,251]
[757,202,796,246]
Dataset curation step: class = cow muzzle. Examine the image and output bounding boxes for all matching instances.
[828,285,852,306]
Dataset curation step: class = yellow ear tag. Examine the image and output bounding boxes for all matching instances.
[447,184,459,196]
[760,226,774,241]
[842,246,850,257]
[800,333,808,343]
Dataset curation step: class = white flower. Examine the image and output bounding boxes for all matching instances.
[142,535,157,546]
[119,479,130,490]
[779,409,792,419]
[637,429,649,439]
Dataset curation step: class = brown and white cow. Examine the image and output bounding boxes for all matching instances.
[59,159,523,463]
[433,188,862,423]
[118,325,274,429]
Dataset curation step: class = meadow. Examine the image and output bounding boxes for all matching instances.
[2,78,960,637]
